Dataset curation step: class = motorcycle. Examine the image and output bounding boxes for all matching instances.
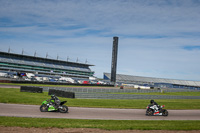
[40,99,68,113]
[146,104,168,116]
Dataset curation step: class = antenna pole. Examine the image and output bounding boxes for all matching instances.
[8,47,10,53]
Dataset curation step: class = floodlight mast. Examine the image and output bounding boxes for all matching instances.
[111,36,118,85]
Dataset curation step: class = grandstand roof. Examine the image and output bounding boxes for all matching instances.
[0,51,94,67]
[104,73,200,87]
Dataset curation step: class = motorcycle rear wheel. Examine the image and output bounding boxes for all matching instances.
[59,105,68,113]
[40,105,48,112]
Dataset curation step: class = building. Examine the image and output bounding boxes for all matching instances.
[0,51,94,79]
[104,73,200,90]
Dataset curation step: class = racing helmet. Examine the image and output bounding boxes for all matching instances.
[51,94,56,99]
[150,99,154,104]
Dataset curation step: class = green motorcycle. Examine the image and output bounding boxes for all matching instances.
[40,99,68,113]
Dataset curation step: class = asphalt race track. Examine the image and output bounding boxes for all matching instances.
[0,103,200,120]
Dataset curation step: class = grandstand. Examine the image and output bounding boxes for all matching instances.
[0,51,94,79]
[104,73,200,90]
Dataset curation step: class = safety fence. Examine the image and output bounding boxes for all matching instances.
[43,87,161,93]
[42,87,200,99]
[74,92,200,99]
[42,87,199,93]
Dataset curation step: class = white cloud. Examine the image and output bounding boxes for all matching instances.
[0,0,200,80]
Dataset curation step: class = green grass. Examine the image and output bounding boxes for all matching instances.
[1,88,200,109]
[1,82,200,96]
[0,116,200,130]
[1,85,200,131]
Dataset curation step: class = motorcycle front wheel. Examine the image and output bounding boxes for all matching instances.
[162,109,168,116]
[146,109,153,116]
[40,105,48,112]
[59,105,68,113]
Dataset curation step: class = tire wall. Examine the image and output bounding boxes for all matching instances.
[20,86,43,93]
[48,89,75,98]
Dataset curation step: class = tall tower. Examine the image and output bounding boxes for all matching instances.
[111,36,119,84]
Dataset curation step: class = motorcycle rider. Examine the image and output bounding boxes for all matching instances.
[50,94,60,109]
[150,99,160,112]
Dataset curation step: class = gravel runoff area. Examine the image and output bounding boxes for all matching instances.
[1,127,200,133]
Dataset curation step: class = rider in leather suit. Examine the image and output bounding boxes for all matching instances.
[150,99,160,111]
[50,94,60,109]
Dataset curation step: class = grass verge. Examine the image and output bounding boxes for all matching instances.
[0,116,200,130]
[1,82,200,96]
[1,88,200,109]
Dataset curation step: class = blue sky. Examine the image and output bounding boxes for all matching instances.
[0,0,200,80]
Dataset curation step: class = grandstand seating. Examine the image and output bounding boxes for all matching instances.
[0,51,94,78]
